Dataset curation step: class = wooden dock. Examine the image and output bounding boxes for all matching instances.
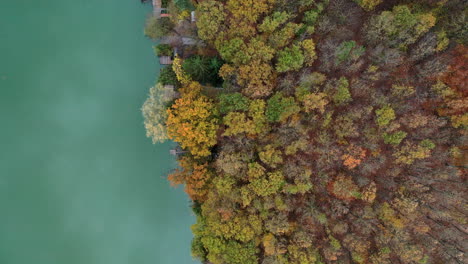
[153,0,162,18]
[159,56,173,65]
[152,0,169,18]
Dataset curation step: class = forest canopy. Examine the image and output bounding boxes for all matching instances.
[143,0,467,263]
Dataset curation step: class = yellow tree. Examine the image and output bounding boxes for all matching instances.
[222,112,256,136]
[196,0,226,44]
[238,60,276,98]
[226,0,275,39]
[166,82,219,157]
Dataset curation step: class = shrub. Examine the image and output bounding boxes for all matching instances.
[173,0,194,11]
[158,66,179,86]
[161,0,169,8]
[153,44,172,56]
[144,16,174,40]
[420,139,435,150]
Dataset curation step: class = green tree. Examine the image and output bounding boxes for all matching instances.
[183,56,210,83]
[268,22,302,49]
[303,10,319,25]
[375,105,396,127]
[153,44,172,56]
[223,241,259,264]
[259,11,291,33]
[218,93,250,114]
[276,45,305,72]
[158,66,179,86]
[366,5,436,49]
[182,56,224,85]
[144,16,175,40]
[335,41,365,65]
[332,77,352,105]
[383,131,407,145]
[266,93,300,122]
[245,38,275,63]
[249,171,285,196]
[217,38,250,65]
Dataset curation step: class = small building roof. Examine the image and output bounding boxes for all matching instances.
[159,56,173,65]
[191,11,196,22]
[182,37,197,46]
[170,145,186,156]
[162,84,176,101]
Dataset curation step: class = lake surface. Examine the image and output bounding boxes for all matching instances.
[0,1,197,263]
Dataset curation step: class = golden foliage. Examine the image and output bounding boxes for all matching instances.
[172,57,191,85]
[168,157,213,202]
[166,82,218,157]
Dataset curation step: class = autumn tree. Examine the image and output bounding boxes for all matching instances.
[375,105,395,127]
[354,0,382,11]
[223,112,256,136]
[366,5,436,49]
[148,1,468,263]
[266,93,300,122]
[196,0,225,43]
[168,156,213,202]
[166,82,218,157]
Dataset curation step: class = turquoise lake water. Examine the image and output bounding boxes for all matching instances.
[0,0,197,263]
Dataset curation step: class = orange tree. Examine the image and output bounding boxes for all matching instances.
[166,81,219,157]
